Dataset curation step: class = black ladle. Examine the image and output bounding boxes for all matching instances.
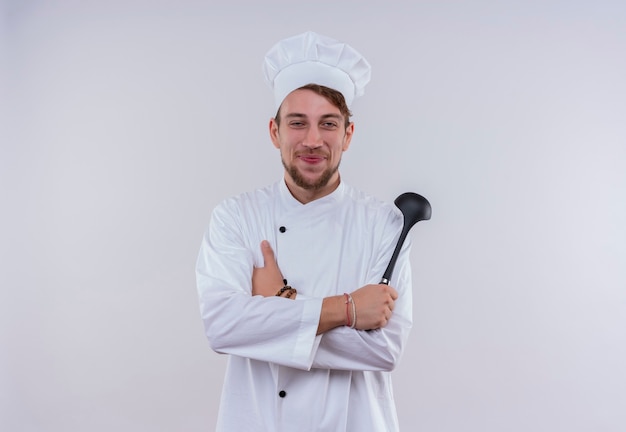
[380,192,432,285]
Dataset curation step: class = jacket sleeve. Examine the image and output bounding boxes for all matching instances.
[196,199,324,370]
[309,211,414,372]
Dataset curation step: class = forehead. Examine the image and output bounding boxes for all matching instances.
[280,89,342,118]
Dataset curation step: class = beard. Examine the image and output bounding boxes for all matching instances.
[282,156,341,191]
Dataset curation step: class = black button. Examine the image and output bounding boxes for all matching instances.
[279,226,286,233]
[278,390,286,398]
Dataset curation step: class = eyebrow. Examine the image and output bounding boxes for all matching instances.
[284,113,343,121]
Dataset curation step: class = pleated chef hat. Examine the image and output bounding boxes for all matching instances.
[263,31,371,109]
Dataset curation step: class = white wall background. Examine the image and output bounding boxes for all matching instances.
[2,1,625,431]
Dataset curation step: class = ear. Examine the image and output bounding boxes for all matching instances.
[269,118,280,149]
[342,122,355,152]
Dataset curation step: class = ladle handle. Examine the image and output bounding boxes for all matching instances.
[379,225,410,285]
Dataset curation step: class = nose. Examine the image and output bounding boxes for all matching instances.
[302,126,323,148]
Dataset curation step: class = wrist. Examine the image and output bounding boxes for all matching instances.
[317,295,346,335]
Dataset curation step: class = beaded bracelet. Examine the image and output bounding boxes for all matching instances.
[276,286,292,296]
[276,285,297,299]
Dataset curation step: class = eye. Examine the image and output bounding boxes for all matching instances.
[321,121,338,129]
[288,121,306,128]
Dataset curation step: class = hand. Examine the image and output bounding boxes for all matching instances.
[252,240,286,297]
[350,284,398,330]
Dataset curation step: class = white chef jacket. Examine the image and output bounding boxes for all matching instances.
[196,179,413,432]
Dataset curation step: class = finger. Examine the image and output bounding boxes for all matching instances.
[388,286,399,300]
[260,240,276,267]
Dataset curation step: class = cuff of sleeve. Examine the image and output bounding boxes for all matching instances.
[291,297,323,370]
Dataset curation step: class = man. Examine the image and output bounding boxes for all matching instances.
[196,31,413,431]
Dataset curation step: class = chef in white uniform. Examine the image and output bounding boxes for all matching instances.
[196,31,414,432]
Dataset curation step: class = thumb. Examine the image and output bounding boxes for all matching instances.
[260,240,276,267]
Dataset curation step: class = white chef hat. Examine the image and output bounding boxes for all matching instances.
[262,31,371,109]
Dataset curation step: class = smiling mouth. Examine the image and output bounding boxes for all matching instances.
[299,155,325,163]
[297,152,328,163]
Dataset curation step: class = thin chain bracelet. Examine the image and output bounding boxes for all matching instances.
[344,293,352,327]
[349,294,357,329]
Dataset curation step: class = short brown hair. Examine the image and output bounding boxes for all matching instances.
[274,84,352,128]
